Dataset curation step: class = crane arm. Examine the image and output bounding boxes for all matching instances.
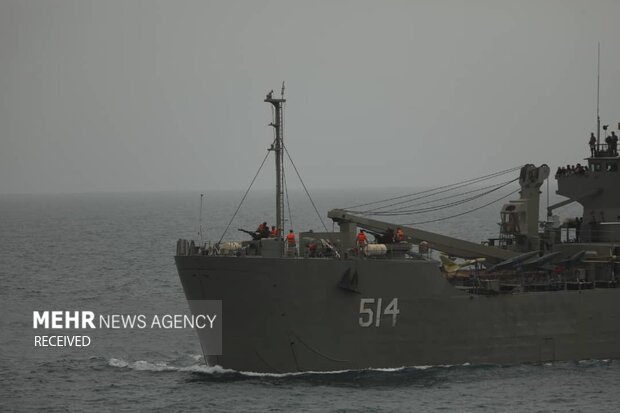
[327,209,520,263]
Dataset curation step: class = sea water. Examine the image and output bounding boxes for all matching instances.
[1,189,618,412]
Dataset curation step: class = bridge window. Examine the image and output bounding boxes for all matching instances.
[590,162,602,172]
[606,162,618,172]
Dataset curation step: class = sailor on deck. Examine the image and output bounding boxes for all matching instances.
[611,131,618,156]
[355,229,368,255]
[287,229,296,245]
[256,222,270,239]
[589,133,596,157]
[356,230,367,253]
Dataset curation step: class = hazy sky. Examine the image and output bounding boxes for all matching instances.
[1,0,619,194]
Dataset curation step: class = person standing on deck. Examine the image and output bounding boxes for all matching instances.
[605,135,613,156]
[589,132,596,157]
[356,230,367,253]
[286,230,296,248]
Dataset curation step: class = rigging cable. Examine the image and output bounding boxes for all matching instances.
[366,178,516,214]
[282,101,293,230]
[401,187,520,226]
[344,166,522,211]
[283,161,294,231]
[359,172,519,213]
[352,167,520,213]
[362,178,518,216]
[284,145,329,232]
[217,150,271,244]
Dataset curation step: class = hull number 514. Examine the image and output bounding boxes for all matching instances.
[358,298,399,327]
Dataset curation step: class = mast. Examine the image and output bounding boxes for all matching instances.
[597,42,601,145]
[265,85,286,248]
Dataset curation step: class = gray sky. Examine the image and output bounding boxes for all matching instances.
[1,0,619,194]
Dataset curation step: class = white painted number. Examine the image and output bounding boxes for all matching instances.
[358,298,399,328]
[359,298,374,327]
[384,298,400,327]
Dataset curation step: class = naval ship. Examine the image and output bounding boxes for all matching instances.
[175,88,620,373]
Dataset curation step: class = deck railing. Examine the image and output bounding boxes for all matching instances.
[590,143,618,158]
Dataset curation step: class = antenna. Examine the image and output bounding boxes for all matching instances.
[199,193,204,245]
[597,42,601,145]
[546,177,550,218]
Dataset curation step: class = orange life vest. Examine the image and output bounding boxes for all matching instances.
[287,232,295,245]
[357,232,367,244]
[270,228,278,237]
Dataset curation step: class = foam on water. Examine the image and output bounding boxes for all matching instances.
[107,356,475,377]
[108,357,235,374]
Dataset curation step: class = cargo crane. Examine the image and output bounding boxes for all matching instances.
[327,164,550,264]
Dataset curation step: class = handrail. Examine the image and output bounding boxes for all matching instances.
[590,143,618,158]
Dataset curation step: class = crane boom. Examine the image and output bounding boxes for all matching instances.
[327,209,520,263]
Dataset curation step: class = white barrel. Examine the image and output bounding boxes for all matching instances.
[219,241,242,256]
[364,244,388,257]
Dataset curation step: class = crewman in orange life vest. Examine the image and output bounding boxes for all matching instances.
[357,230,367,248]
[270,226,278,237]
[287,229,296,246]
[256,222,270,239]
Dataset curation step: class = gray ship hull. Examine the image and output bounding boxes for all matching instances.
[176,255,620,373]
